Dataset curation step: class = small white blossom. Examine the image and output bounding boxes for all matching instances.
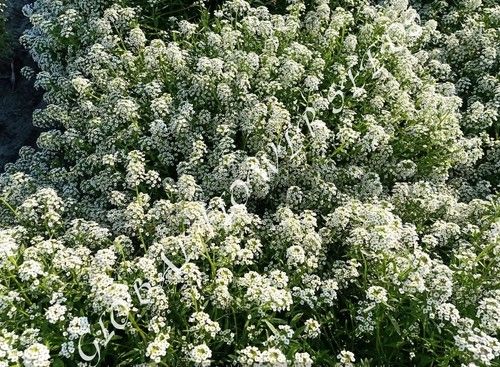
[146,333,170,363]
[67,317,91,340]
[45,304,67,324]
[189,343,212,366]
[337,350,355,366]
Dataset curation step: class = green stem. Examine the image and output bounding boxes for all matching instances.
[135,186,147,252]
[0,197,19,220]
[129,313,147,342]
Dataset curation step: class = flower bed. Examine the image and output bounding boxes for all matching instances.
[0,0,499,366]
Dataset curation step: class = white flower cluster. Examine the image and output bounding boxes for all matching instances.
[0,0,498,365]
[22,343,51,367]
[411,0,500,199]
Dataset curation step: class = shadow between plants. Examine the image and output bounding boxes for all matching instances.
[0,0,43,172]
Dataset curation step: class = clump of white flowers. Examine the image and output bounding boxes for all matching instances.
[411,0,500,199]
[22,343,51,367]
[0,0,498,365]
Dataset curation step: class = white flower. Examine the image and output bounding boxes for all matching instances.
[22,343,50,367]
[71,76,91,94]
[454,326,500,365]
[0,331,21,364]
[67,317,91,340]
[435,303,460,326]
[59,341,75,359]
[126,150,146,188]
[477,295,500,333]
[286,245,306,267]
[146,333,170,363]
[91,248,117,270]
[261,347,287,365]
[0,232,18,268]
[304,319,321,338]
[337,350,355,366]
[45,304,67,324]
[366,286,388,304]
[237,346,262,366]
[189,343,212,366]
[3,0,500,365]
[18,260,45,281]
[127,27,146,49]
[189,311,221,339]
[293,352,313,367]
[115,98,139,121]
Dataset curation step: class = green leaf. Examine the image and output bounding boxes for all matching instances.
[290,312,304,326]
[387,314,401,336]
[263,319,279,336]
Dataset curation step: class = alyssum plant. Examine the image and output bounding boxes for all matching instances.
[411,0,500,199]
[0,0,499,366]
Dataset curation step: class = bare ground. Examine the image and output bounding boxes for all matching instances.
[0,0,42,171]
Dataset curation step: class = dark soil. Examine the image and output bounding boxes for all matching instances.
[0,0,43,171]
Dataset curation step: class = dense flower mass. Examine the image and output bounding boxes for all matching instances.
[0,0,499,365]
